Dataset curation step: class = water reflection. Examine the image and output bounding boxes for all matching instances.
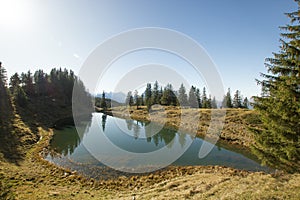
[101,114,107,132]
[48,113,270,173]
[50,118,92,156]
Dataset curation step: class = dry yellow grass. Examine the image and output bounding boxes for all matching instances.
[1,106,300,199]
[109,106,260,148]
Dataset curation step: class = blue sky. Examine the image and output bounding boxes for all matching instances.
[0,0,297,99]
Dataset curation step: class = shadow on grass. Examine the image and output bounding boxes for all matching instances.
[0,92,25,165]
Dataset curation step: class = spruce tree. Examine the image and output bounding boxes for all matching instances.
[152,81,160,104]
[145,83,152,109]
[252,1,300,172]
[233,90,242,108]
[242,97,249,109]
[222,88,233,108]
[125,91,134,107]
[202,87,208,108]
[195,88,202,108]
[178,83,188,107]
[134,90,140,109]
[211,96,218,108]
[188,86,198,108]
[100,91,107,110]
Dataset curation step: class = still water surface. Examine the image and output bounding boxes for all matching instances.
[46,113,269,177]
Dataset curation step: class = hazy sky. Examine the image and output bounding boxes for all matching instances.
[0,0,297,98]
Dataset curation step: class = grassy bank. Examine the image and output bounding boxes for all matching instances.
[103,106,261,149]
[1,104,300,199]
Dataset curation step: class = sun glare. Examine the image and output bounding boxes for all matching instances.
[0,0,32,30]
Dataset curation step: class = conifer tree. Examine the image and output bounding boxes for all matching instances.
[178,83,188,107]
[252,1,300,172]
[222,88,233,108]
[202,87,208,108]
[134,90,140,109]
[211,96,218,108]
[126,91,134,107]
[145,83,152,109]
[9,73,20,92]
[233,90,242,108]
[188,86,198,108]
[0,62,7,89]
[242,97,249,109]
[100,91,107,110]
[195,88,201,108]
[161,84,177,106]
[152,81,160,104]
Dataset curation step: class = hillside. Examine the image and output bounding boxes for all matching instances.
[1,98,300,199]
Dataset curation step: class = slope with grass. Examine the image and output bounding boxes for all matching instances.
[1,100,300,199]
[104,106,261,149]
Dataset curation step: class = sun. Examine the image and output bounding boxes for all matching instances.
[0,0,31,30]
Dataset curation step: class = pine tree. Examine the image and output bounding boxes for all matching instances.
[178,83,188,107]
[188,86,198,108]
[9,73,20,92]
[100,91,107,110]
[211,96,218,108]
[125,91,134,107]
[161,84,177,106]
[207,95,212,108]
[252,2,300,172]
[152,81,160,104]
[0,62,8,89]
[242,97,249,109]
[134,90,140,109]
[202,87,208,108]
[222,88,233,108]
[233,90,242,108]
[145,83,152,109]
[195,88,201,108]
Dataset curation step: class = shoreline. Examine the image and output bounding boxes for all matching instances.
[2,112,300,199]
[99,106,258,150]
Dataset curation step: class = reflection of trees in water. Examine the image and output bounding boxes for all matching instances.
[125,119,145,139]
[178,132,187,148]
[101,114,107,132]
[133,121,141,139]
[145,122,179,148]
[125,119,133,130]
[50,118,92,156]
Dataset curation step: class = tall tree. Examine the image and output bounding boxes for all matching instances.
[188,86,198,108]
[211,96,218,109]
[178,83,188,107]
[0,62,7,89]
[21,71,34,96]
[100,91,107,110]
[233,90,242,108]
[202,87,208,108]
[152,81,160,104]
[9,73,20,92]
[145,83,152,109]
[207,95,212,109]
[161,84,177,106]
[125,91,134,107]
[242,97,249,109]
[134,90,140,109]
[195,88,201,108]
[252,2,300,172]
[222,88,233,108]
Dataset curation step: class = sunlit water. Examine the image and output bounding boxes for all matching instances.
[46,113,270,178]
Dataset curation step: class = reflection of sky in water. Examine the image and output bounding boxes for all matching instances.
[48,113,270,172]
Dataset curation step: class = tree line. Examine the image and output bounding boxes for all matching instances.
[118,81,249,110]
[0,63,91,110]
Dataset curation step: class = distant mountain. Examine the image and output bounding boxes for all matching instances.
[96,92,126,103]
